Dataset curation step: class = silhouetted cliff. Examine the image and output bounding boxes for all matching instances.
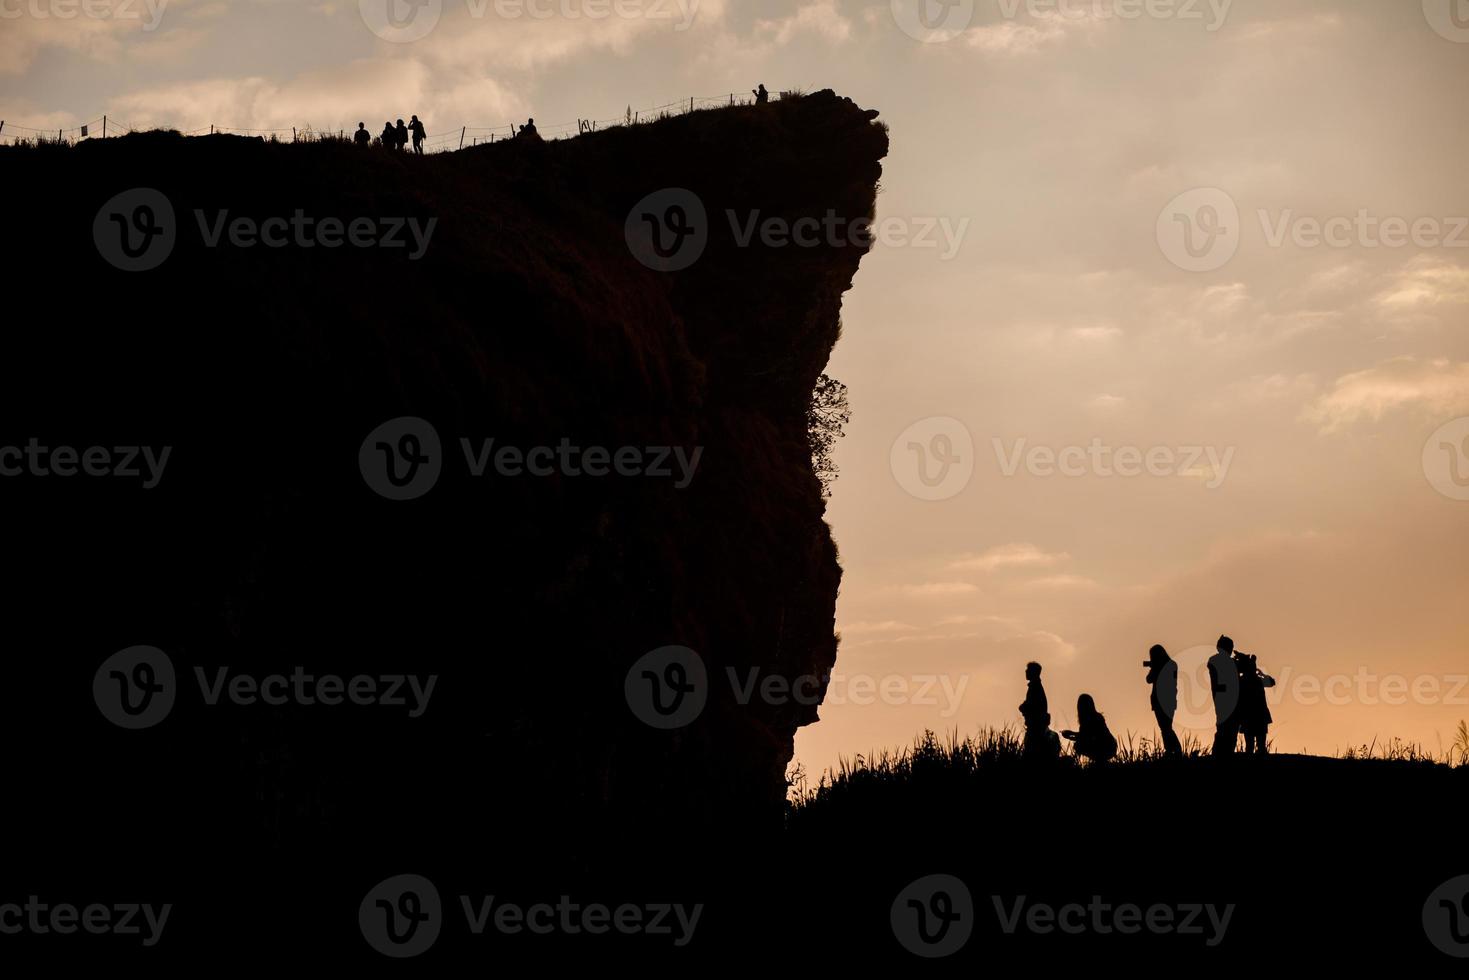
[0,90,887,893]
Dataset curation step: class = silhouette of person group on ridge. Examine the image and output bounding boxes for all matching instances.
[1020,635,1275,764]
[347,84,775,155]
[354,115,426,153]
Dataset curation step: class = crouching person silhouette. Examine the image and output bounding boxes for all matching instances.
[1145,644,1183,758]
[1236,652,1276,755]
[1019,661,1060,761]
[1062,694,1118,764]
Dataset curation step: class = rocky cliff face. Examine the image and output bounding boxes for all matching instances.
[2,90,887,874]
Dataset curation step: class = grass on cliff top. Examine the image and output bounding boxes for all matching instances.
[786,723,1469,811]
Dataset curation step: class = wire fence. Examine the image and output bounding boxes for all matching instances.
[0,92,779,151]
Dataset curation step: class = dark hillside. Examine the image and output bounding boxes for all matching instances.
[0,91,886,961]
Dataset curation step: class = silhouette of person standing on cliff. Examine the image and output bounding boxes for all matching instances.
[380,121,396,149]
[353,122,371,147]
[1209,635,1241,757]
[1062,694,1118,764]
[518,118,540,140]
[1235,651,1276,755]
[395,119,410,151]
[1144,644,1183,758]
[1020,661,1059,760]
[409,115,426,154]
[753,84,770,105]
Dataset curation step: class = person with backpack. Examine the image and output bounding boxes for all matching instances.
[395,119,409,151]
[380,121,397,148]
[409,114,426,154]
[1019,661,1060,761]
[1062,694,1118,764]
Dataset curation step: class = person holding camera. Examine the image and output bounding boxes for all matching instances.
[1144,644,1184,758]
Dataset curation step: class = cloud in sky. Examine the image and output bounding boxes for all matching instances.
[1304,357,1469,432]
[948,543,1070,573]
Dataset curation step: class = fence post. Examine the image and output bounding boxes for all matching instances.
[292,127,297,142]
[103,116,107,139]
[690,97,694,113]
[459,126,466,150]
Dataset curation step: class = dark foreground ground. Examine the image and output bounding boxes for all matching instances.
[8,743,1466,968]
